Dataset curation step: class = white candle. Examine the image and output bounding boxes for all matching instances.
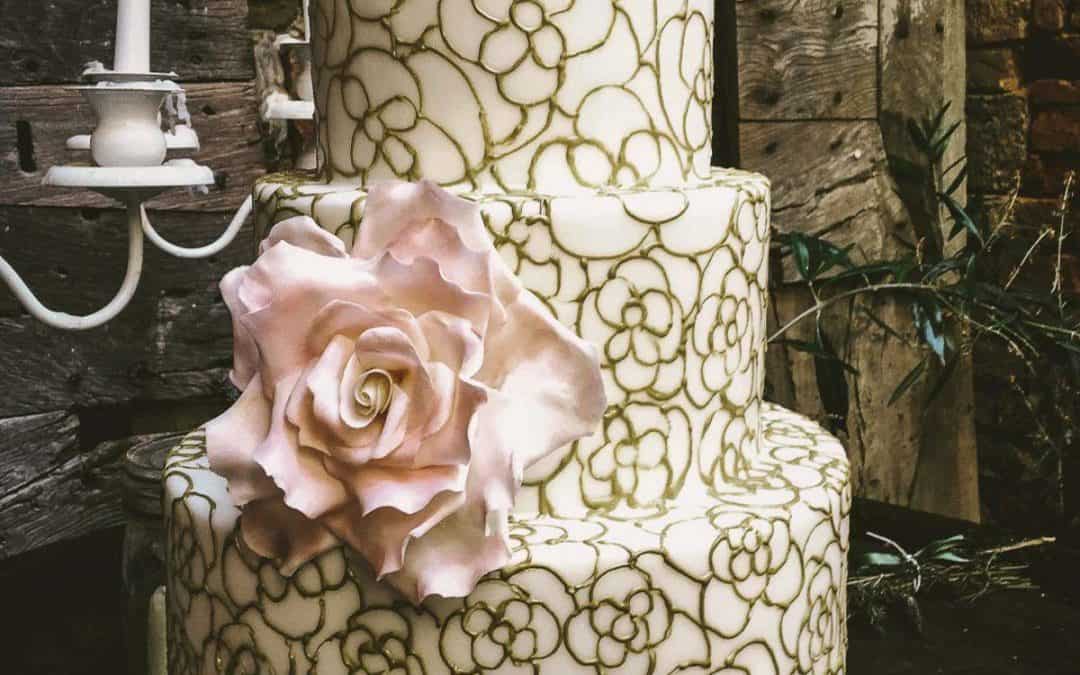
[114,0,151,73]
[147,586,167,675]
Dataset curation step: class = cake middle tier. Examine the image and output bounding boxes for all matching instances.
[311,0,716,193]
[254,169,770,516]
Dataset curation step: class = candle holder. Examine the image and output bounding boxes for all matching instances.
[0,0,252,331]
[262,0,317,170]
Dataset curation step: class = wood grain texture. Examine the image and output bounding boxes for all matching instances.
[741,120,907,280]
[880,0,979,521]
[0,412,101,559]
[742,0,978,521]
[0,416,175,560]
[0,205,253,417]
[0,0,252,86]
[736,0,879,120]
[0,82,264,212]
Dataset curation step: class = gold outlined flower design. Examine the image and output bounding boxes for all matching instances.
[688,245,764,409]
[657,9,713,178]
[577,403,692,510]
[167,406,852,675]
[314,609,425,674]
[703,512,803,638]
[781,547,845,675]
[565,566,672,674]
[440,570,571,673]
[581,251,690,402]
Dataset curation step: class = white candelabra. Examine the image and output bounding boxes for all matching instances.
[0,0,253,331]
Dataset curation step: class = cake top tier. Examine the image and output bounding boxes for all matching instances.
[312,0,715,193]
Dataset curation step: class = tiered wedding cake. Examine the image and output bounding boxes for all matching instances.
[165,1,851,673]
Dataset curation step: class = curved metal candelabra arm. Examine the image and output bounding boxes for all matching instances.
[0,201,144,331]
[0,195,253,331]
[140,194,253,258]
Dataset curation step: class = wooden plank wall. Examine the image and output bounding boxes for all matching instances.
[735,0,980,520]
[0,0,272,560]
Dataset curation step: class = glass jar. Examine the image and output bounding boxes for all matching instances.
[122,433,183,675]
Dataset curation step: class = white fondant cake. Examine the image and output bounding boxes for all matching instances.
[250,168,771,517]
[165,1,851,673]
[167,406,849,675]
[312,0,715,192]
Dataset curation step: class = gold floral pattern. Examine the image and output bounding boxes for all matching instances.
[166,404,850,675]
[310,0,715,192]
[252,169,771,517]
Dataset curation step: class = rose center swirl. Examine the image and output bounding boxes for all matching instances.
[354,368,394,418]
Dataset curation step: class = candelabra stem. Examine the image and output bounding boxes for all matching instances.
[115,0,152,73]
[139,195,253,259]
[0,200,145,331]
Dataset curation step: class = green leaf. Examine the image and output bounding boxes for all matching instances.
[889,155,926,184]
[777,339,858,374]
[927,102,953,140]
[913,300,948,364]
[908,118,931,154]
[890,358,928,406]
[944,162,968,196]
[860,552,904,567]
[924,356,961,408]
[941,192,983,246]
[815,320,852,432]
[790,235,812,281]
[931,119,963,161]
[934,552,971,564]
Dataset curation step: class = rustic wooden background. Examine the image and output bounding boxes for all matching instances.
[0,0,977,580]
[744,0,980,522]
[0,0,266,565]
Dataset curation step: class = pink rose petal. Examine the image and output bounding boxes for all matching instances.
[220,266,259,389]
[240,497,339,576]
[205,373,278,506]
[417,311,485,378]
[253,374,349,520]
[322,490,466,580]
[354,180,490,258]
[260,215,349,258]
[474,291,607,469]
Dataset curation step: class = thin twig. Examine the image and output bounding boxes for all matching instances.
[866,531,923,593]
[1051,171,1075,304]
[1005,227,1053,292]
[769,283,934,343]
[983,536,1057,556]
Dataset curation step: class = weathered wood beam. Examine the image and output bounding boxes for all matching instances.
[880,0,979,521]
[0,0,252,86]
[741,120,907,279]
[740,0,977,521]
[737,0,878,121]
[0,82,265,212]
[0,414,179,561]
[0,412,102,559]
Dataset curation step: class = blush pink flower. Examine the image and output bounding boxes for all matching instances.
[206,180,606,603]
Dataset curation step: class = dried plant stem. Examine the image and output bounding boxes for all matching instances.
[1052,171,1075,303]
[769,283,934,343]
[1005,227,1053,292]
[983,536,1057,556]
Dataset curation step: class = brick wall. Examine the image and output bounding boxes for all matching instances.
[967,0,1080,537]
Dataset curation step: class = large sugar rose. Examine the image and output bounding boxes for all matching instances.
[206,181,605,603]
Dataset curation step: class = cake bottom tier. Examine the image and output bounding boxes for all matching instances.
[165,404,850,675]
